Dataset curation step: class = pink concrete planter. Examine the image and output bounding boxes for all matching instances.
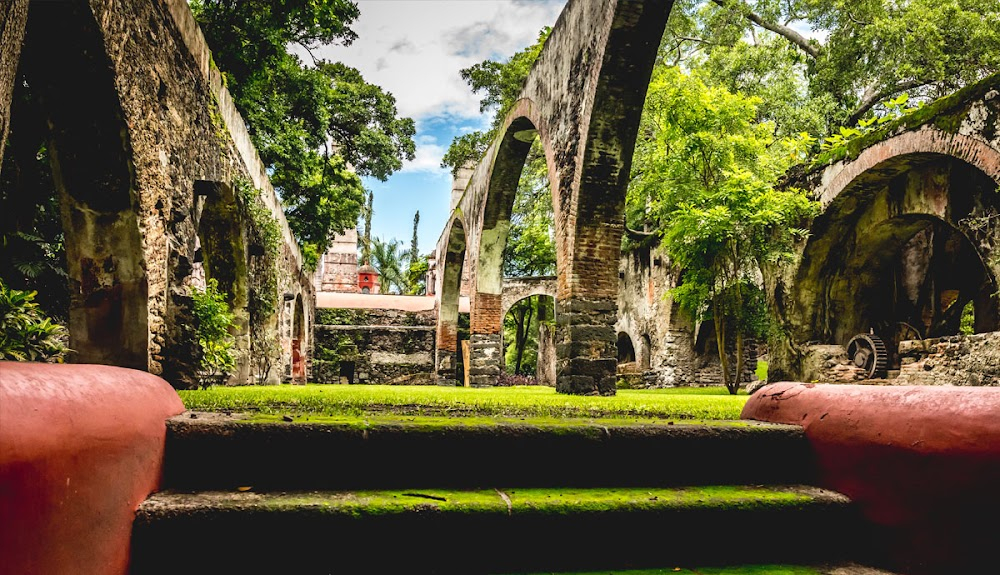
[0,362,183,575]
[742,382,1000,573]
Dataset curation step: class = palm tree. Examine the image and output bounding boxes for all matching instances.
[370,237,406,294]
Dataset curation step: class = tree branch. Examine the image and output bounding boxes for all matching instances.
[847,79,929,125]
[711,0,820,59]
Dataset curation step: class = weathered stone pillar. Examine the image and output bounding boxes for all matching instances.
[0,0,28,168]
[469,291,503,386]
[556,297,618,395]
[435,318,459,386]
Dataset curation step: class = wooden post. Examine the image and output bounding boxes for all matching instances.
[461,340,471,388]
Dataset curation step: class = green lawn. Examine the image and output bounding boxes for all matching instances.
[178,384,748,420]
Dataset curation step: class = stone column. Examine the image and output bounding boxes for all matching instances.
[468,291,503,386]
[435,314,459,386]
[556,297,618,395]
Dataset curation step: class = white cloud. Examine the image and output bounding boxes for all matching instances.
[400,135,449,176]
[307,0,566,122]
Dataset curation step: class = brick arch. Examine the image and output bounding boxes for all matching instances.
[432,0,675,393]
[816,128,1000,207]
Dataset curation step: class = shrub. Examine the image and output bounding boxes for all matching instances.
[191,278,237,387]
[0,278,69,362]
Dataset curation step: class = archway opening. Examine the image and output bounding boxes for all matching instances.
[478,116,557,305]
[437,218,467,384]
[292,294,306,383]
[0,2,147,368]
[501,294,555,383]
[792,154,1000,373]
[617,332,636,365]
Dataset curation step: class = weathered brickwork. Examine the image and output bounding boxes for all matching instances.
[771,74,1000,384]
[0,0,313,387]
[433,0,675,394]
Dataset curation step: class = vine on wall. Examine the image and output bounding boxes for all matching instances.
[235,177,282,382]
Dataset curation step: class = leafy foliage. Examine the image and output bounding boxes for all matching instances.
[631,66,817,393]
[191,277,237,385]
[663,0,1000,133]
[370,236,406,294]
[441,28,551,175]
[503,140,556,278]
[0,278,68,362]
[191,0,415,256]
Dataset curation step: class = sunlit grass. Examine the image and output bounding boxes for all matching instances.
[178,384,748,420]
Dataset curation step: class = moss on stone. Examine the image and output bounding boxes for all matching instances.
[147,485,821,518]
[808,71,1000,171]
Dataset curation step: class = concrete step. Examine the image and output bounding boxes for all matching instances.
[162,413,815,490]
[131,485,859,574]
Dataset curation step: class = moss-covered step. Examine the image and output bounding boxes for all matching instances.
[162,414,814,490]
[131,485,861,574]
[509,564,899,575]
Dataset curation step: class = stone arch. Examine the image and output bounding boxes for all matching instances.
[435,215,467,384]
[10,2,148,368]
[500,276,558,322]
[194,181,250,383]
[786,149,1000,377]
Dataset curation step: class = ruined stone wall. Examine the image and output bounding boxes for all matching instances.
[0,0,312,387]
[614,244,748,387]
[770,73,1000,383]
[313,308,435,385]
[896,334,1000,386]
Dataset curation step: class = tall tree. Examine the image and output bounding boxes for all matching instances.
[360,189,373,265]
[631,66,816,393]
[370,236,405,294]
[190,1,415,255]
[409,211,420,264]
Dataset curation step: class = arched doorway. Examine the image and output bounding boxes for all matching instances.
[617,332,636,365]
[292,294,306,383]
[0,2,148,368]
[501,294,556,384]
[787,152,1000,379]
[436,217,467,385]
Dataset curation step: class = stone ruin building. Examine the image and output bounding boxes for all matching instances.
[0,0,314,388]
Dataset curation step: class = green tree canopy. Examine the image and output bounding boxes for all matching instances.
[630,65,817,393]
[190,1,415,257]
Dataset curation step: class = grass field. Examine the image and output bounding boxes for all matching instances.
[178,384,748,421]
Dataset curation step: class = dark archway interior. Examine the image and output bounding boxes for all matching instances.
[616,332,636,364]
[0,1,147,368]
[792,154,1000,369]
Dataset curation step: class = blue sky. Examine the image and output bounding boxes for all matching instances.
[300,0,567,256]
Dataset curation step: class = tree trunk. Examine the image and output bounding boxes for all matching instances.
[0,0,29,169]
[713,298,731,393]
[732,330,744,395]
[514,304,533,374]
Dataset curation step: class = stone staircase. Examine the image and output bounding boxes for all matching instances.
[130,414,875,574]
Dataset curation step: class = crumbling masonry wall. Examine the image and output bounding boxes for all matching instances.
[771,74,1000,385]
[313,308,435,385]
[0,0,313,387]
